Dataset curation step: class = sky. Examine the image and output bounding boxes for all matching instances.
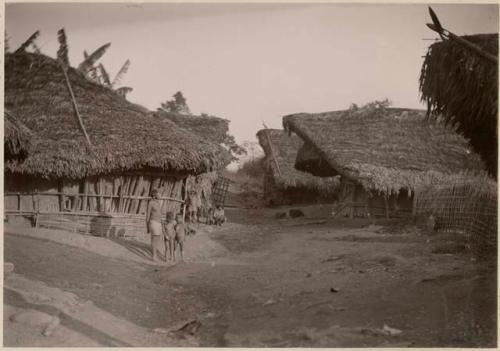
[6,3,499,145]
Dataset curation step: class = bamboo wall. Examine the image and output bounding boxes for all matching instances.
[4,173,186,236]
[335,182,413,218]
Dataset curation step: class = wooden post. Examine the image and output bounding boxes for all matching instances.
[384,195,390,219]
[72,194,79,212]
[263,123,282,177]
[349,184,356,219]
[58,181,65,212]
[412,190,418,217]
[183,178,188,221]
[18,193,22,215]
[118,177,127,213]
[368,196,373,221]
[35,198,40,228]
[60,64,92,146]
[130,176,144,214]
[82,181,89,212]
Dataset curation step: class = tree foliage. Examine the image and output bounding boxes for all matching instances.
[349,99,391,112]
[158,91,191,114]
[223,134,246,157]
[5,32,10,53]
[77,45,132,98]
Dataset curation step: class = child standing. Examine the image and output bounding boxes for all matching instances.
[163,212,177,261]
[174,214,187,262]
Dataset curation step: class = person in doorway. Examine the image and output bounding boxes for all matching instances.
[146,189,163,262]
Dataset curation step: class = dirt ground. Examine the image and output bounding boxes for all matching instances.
[3,207,497,347]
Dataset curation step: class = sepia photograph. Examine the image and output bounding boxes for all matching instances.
[3,2,498,347]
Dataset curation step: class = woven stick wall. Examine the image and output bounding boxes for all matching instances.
[415,175,497,259]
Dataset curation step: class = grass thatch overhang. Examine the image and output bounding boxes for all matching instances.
[5,109,33,159]
[154,111,232,167]
[156,111,229,144]
[256,128,339,192]
[283,107,487,196]
[420,33,498,177]
[5,52,228,180]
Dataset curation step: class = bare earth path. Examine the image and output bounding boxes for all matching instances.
[4,210,496,347]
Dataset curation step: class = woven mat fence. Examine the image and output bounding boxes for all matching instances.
[415,180,497,259]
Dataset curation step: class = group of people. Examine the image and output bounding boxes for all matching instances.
[186,190,226,226]
[146,189,192,262]
[146,188,226,262]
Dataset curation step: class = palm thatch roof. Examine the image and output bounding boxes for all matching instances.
[420,33,498,177]
[155,111,229,145]
[155,111,232,166]
[256,128,339,192]
[5,109,33,160]
[5,52,228,179]
[283,106,486,195]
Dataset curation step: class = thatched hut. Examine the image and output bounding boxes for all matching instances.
[283,106,485,218]
[5,109,33,161]
[420,33,498,177]
[256,128,339,205]
[154,111,233,211]
[5,52,228,235]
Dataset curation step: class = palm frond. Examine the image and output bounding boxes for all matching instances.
[14,30,40,54]
[57,28,69,67]
[428,7,443,34]
[112,59,130,87]
[99,63,111,86]
[31,42,42,54]
[88,66,99,81]
[78,43,111,73]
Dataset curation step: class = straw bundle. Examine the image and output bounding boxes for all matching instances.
[419,34,498,177]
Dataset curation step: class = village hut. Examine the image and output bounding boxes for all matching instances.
[256,128,340,205]
[420,33,498,177]
[283,106,486,218]
[154,111,233,215]
[5,109,33,161]
[5,52,228,235]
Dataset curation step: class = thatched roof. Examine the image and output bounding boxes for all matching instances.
[256,128,339,192]
[283,107,486,195]
[5,52,228,179]
[155,111,229,145]
[155,111,233,167]
[5,109,33,160]
[420,33,498,177]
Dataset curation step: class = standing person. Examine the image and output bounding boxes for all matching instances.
[187,190,200,223]
[163,212,177,261]
[146,189,163,262]
[174,213,188,262]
